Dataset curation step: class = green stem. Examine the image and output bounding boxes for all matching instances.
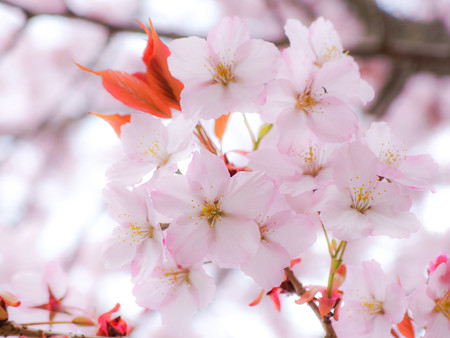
[241,113,256,146]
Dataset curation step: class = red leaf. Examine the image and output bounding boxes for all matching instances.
[137,19,183,111]
[90,113,130,137]
[76,63,172,118]
[249,289,264,307]
[396,313,415,338]
[290,258,301,268]
[268,289,281,312]
[214,113,231,142]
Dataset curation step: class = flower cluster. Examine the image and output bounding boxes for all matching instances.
[84,16,445,337]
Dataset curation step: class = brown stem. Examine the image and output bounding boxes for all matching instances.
[0,320,130,338]
[284,268,337,338]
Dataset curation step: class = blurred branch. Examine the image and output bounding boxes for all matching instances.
[284,268,337,338]
[0,320,130,338]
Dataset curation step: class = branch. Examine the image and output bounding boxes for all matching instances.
[284,268,337,338]
[0,320,130,338]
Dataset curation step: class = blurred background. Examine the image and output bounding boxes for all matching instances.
[1,0,450,337]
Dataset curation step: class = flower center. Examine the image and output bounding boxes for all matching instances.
[298,144,324,177]
[434,290,450,320]
[201,199,224,227]
[379,142,407,168]
[213,61,235,86]
[362,299,384,315]
[296,91,317,112]
[346,177,380,214]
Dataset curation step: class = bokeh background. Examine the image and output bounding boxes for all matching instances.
[1,0,450,337]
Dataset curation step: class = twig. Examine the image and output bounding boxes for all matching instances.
[284,268,337,338]
[0,320,130,338]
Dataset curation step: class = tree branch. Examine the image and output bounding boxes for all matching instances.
[0,320,130,338]
[284,268,337,338]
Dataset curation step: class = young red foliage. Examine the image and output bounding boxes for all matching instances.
[90,113,131,137]
[138,20,183,111]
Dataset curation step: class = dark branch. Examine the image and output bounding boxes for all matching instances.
[284,268,337,338]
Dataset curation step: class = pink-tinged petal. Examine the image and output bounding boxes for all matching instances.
[261,80,298,123]
[187,266,216,309]
[179,83,230,120]
[166,221,210,266]
[221,171,273,218]
[247,148,297,177]
[312,58,360,103]
[121,113,168,165]
[370,315,396,338]
[234,39,279,86]
[358,78,375,105]
[279,48,312,91]
[187,150,229,202]
[207,16,250,58]
[307,97,358,142]
[241,242,289,290]
[165,114,195,155]
[159,283,197,332]
[309,17,343,65]
[103,185,147,223]
[408,285,435,327]
[382,284,407,324]
[152,177,200,220]
[106,157,155,186]
[131,237,163,282]
[362,261,388,301]
[266,213,316,256]
[208,217,260,268]
[423,313,450,338]
[331,139,380,192]
[365,207,420,238]
[320,187,373,240]
[284,19,315,61]
[396,154,438,191]
[103,226,137,269]
[168,36,211,85]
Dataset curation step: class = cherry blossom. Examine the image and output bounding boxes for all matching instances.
[133,256,215,333]
[106,113,194,186]
[319,139,420,240]
[409,253,450,337]
[248,127,335,196]
[364,121,438,192]
[167,16,280,120]
[334,260,408,338]
[240,203,316,290]
[152,149,273,268]
[284,17,373,103]
[103,184,165,282]
[261,48,359,143]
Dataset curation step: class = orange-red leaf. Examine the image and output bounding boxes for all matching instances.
[90,113,130,137]
[396,313,414,338]
[214,113,231,142]
[333,264,346,290]
[137,19,183,111]
[249,289,264,307]
[76,63,172,118]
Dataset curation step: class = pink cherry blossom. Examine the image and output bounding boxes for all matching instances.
[168,16,280,120]
[152,149,273,268]
[106,113,194,186]
[334,260,408,338]
[409,253,450,337]
[261,48,359,143]
[240,198,316,290]
[319,139,420,240]
[103,184,165,282]
[364,121,438,192]
[284,17,374,104]
[248,126,335,196]
[133,256,215,333]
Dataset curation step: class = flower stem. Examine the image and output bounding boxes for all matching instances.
[241,113,256,146]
